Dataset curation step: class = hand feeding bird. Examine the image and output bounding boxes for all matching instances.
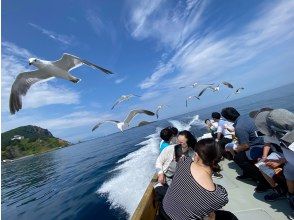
[9,53,113,114]
[92,109,155,132]
[111,94,141,110]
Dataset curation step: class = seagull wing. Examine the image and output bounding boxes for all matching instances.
[198,87,209,97]
[54,53,114,74]
[222,81,234,88]
[236,87,244,93]
[9,70,53,114]
[111,97,125,110]
[124,109,155,124]
[155,106,162,119]
[92,120,120,131]
[138,121,151,127]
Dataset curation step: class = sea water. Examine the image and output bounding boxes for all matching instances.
[2,84,294,220]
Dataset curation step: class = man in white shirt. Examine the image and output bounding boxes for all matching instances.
[212,112,235,160]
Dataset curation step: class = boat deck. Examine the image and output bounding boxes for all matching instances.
[215,159,293,220]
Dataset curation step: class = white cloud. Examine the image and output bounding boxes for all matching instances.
[1,42,80,113]
[28,23,74,45]
[135,1,294,90]
[86,9,104,35]
[115,77,127,84]
[128,0,205,48]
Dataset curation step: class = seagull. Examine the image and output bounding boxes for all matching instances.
[196,85,220,99]
[111,94,140,110]
[92,109,155,132]
[9,53,113,114]
[226,87,245,99]
[179,82,214,89]
[222,81,234,89]
[155,104,168,119]
[138,121,151,127]
[186,96,199,107]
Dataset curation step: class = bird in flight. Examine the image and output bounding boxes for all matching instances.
[226,87,245,99]
[155,104,168,119]
[9,53,113,114]
[222,81,234,89]
[179,82,214,89]
[92,109,155,132]
[185,96,200,107]
[111,94,140,110]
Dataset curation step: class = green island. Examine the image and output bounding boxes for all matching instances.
[1,125,71,160]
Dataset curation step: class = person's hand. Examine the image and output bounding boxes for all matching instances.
[203,212,215,220]
[158,173,166,185]
[265,159,282,169]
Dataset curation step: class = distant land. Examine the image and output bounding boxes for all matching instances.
[1,125,71,160]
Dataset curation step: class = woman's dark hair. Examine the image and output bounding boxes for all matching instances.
[211,112,221,119]
[160,128,173,142]
[204,119,210,123]
[221,107,240,122]
[178,130,197,148]
[170,127,178,136]
[193,138,221,172]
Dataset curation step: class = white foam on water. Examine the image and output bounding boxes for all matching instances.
[96,128,161,218]
[169,115,205,131]
[96,116,206,218]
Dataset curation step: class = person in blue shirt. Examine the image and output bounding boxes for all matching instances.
[159,127,174,153]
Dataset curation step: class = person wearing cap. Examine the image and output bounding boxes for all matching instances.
[252,108,294,208]
[221,107,271,192]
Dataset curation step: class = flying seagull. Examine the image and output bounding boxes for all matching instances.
[222,81,234,89]
[111,94,140,110]
[186,96,199,107]
[9,53,113,114]
[138,121,152,127]
[179,82,214,89]
[226,87,245,99]
[92,109,155,132]
[155,104,168,119]
[196,85,220,100]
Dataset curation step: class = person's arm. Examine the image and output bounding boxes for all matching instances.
[262,144,271,159]
[235,127,250,152]
[225,125,235,132]
[155,147,172,184]
[216,122,223,141]
[265,158,287,169]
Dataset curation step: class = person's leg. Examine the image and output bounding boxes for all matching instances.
[234,151,271,190]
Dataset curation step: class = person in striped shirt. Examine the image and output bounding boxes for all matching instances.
[161,138,237,220]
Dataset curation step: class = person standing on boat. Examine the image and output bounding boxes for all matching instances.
[161,138,237,220]
[221,107,271,192]
[154,130,196,203]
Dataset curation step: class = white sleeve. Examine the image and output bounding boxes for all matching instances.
[217,121,223,133]
[155,146,172,174]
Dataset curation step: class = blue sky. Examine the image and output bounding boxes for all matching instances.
[2,0,294,142]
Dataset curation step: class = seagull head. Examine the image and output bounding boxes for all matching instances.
[28,58,38,66]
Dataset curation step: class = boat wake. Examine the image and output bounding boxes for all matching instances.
[96,128,161,217]
[96,115,206,218]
